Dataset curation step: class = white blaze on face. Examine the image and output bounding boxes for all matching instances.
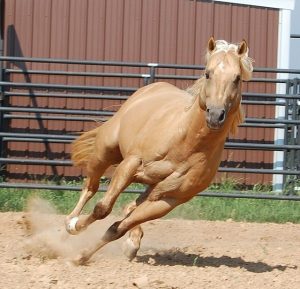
[218,61,225,71]
[215,61,227,101]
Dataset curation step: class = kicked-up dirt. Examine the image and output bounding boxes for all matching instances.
[0,197,299,289]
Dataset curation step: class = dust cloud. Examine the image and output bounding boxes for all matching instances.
[22,197,124,262]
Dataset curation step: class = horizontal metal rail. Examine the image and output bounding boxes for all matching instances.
[3,91,129,100]
[243,92,300,100]
[2,56,300,74]
[0,106,114,116]
[2,114,103,121]
[2,132,300,150]
[0,182,299,201]
[4,68,151,79]
[218,167,300,175]
[0,132,76,140]
[155,74,289,83]
[1,107,299,125]
[2,137,72,143]
[0,81,137,93]
[0,157,299,175]
[3,114,104,122]
[244,118,300,125]
[3,91,300,101]
[0,56,161,68]
[291,34,300,39]
[3,68,292,84]
[225,142,300,150]
[242,100,285,106]
[0,78,290,89]
[1,114,287,128]
[240,123,285,128]
[0,158,72,165]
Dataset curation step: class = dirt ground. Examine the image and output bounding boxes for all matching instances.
[0,199,299,289]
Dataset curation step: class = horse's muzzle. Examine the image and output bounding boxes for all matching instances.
[206,107,226,130]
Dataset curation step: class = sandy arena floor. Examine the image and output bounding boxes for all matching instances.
[0,198,299,289]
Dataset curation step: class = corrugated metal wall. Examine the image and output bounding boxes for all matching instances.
[2,0,279,185]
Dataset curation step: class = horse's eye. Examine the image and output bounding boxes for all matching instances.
[234,75,241,84]
[205,72,210,79]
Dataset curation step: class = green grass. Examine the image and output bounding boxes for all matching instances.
[167,197,300,223]
[0,184,299,224]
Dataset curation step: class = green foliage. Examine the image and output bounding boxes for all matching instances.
[167,196,300,223]
[0,188,32,211]
[209,176,242,192]
[0,180,299,223]
[283,176,300,196]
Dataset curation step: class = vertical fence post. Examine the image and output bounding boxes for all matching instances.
[283,79,291,171]
[296,79,300,192]
[291,78,298,169]
[283,79,293,193]
[289,78,300,193]
[273,79,289,192]
[148,63,158,84]
[283,78,300,194]
[0,58,4,179]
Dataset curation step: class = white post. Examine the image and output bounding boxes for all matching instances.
[273,9,292,192]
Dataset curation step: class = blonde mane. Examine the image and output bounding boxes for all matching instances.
[206,40,254,81]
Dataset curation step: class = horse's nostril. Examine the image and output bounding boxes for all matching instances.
[219,110,225,123]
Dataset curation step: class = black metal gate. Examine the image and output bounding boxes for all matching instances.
[0,56,300,200]
[284,78,300,194]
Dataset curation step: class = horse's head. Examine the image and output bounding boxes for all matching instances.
[200,37,253,130]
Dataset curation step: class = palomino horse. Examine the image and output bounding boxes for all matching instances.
[66,37,253,265]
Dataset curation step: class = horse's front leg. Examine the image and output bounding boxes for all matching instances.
[65,159,108,234]
[65,176,99,234]
[67,156,141,235]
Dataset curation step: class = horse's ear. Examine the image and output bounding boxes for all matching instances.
[207,36,216,53]
[238,39,253,81]
[238,40,248,57]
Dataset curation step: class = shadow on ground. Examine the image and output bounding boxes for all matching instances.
[136,250,297,273]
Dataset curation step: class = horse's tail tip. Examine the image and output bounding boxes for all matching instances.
[71,127,99,168]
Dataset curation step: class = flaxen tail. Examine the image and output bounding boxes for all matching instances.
[71,127,99,168]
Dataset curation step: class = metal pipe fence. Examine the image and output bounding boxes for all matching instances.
[0,56,299,200]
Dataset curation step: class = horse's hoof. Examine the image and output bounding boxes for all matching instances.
[122,238,139,261]
[72,253,90,266]
[65,217,80,235]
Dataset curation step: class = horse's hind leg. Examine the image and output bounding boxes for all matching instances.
[73,196,181,265]
[122,201,143,260]
[69,156,141,234]
[122,190,150,260]
[66,159,108,234]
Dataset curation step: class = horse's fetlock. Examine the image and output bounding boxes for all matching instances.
[102,221,124,242]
